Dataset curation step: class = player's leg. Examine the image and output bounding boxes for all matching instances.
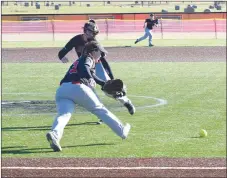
[148,30,153,46]
[47,85,76,152]
[135,28,149,44]
[75,84,131,139]
[51,99,75,141]
[116,96,136,115]
[95,62,110,124]
[95,62,135,115]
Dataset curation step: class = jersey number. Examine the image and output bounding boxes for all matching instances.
[69,61,79,74]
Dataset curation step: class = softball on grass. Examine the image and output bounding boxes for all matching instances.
[199,129,208,137]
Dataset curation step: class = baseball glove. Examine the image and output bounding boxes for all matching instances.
[102,79,126,98]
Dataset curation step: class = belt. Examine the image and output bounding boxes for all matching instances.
[60,81,81,85]
[71,81,81,84]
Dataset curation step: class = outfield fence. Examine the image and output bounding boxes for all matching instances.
[2,19,226,41]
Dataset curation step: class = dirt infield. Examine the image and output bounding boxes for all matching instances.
[2,46,226,177]
[2,46,226,62]
[2,158,226,177]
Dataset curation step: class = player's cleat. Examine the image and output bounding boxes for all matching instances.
[46,131,62,152]
[97,120,103,125]
[134,39,139,44]
[122,123,131,139]
[149,44,154,47]
[124,102,136,115]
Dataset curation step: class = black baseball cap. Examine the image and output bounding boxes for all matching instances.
[150,13,154,16]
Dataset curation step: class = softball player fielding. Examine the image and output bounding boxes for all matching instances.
[58,20,135,124]
[46,41,131,152]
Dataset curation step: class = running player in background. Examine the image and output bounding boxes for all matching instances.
[134,13,158,47]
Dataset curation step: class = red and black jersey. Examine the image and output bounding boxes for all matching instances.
[60,56,105,86]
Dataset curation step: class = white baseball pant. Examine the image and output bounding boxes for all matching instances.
[51,82,127,140]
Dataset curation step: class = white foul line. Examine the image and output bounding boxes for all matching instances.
[2,166,226,170]
[2,94,168,116]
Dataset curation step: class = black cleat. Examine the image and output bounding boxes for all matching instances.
[124,102,136,115]
[135,39,139,44]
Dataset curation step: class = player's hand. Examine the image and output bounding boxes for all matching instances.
[61,57,69,63]
[88,78,96,88]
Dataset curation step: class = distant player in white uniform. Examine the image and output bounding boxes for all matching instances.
[46,41,131,152]
[58,20,135,124]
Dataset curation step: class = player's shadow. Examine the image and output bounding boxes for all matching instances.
[2,143,114,155]
[62,143,115,149]
[190,136,201,138]
[2,122,100,131]
[2,148,54,154]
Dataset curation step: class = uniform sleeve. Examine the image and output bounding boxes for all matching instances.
[84,57,105,86]
[58,36,77,60]
[155,19,159,24]
[84,57,94,68]
[83,57,95,79]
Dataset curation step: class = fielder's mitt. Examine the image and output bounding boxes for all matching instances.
[102,79,126,98]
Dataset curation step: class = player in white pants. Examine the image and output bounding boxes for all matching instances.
[46,41,131,152]
[58,20,136,124]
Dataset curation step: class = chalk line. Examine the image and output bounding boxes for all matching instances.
[2,166,226,170]
[2,94,167,116]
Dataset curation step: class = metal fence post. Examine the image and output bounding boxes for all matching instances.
[160,18,163,39]
[214,18,217,39]
[105,18,108,40]
[51,19,55,42]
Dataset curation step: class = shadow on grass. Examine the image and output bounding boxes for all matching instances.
[2,122,100,131]
[2,143,114,155]
[1,146,27,149]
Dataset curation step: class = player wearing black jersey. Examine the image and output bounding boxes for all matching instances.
[58,20,135,124]
[135,13,158,47]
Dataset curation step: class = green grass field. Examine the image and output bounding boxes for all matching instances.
[2,62,226,158]
[2,39,226,48]
[2,1,226,14]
